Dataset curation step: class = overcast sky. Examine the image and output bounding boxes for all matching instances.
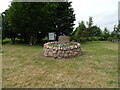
[0,0,119,32]
[70,0,119,31]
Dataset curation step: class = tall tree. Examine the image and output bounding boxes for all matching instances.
[86,16,94,37]
[74,21,87,40]
[2,10,16,44]
[90,25,102,37]
[73,17,103,42]
[111,24,120,39]
[50,2,75,40]
[103,27,110,40]
[86,16,93,28]
[2,2,75,45]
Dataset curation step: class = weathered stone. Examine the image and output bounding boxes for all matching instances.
[58,47,60,50]
[64,54,68,58]
[48,52,53,57]
[53,47,55,50]
[75,45,77,48]
[54,54,57,58]
[44,42,81,59]
[70,51,73,53]
[58,57,62,59]
[63,47,67,50]
[66,51,70,54]
[77,49,80,52]
[55,47,58,51]
[58,36,70,43]
[69,54,72,57]
[44,52,47,56]
[46,46,49,49]
[53,51,57,54]
[74,52,78,55]
[70,46,74,49]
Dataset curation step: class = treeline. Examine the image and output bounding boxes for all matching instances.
[1,2,119,45]
[71,17,120,43]
[2,2,75,45]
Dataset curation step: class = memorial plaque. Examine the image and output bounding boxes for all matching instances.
[48,32,55,40]
[58,36,69,43]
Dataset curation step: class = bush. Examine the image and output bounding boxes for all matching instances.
[70,35,113,43]
[79,37,86,43]
[87,37,93,41]
[92,37,99,41]
[108,37,119,42]
[2,39,11,44]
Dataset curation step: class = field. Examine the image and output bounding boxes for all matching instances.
[2,41,118,88]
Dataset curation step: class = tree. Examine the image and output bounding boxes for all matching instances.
[86,16,93,28]
[116,24,120,39]
[111,25,120,39]
[2,2,75,45]
[74,21,87,40]
[90,25,102,37]
[86,16,94,37]
[49,2,75,40]
[73,16,103,42]
[39,2,75,41]
[2,10,16,43]
[86,17,103,37]
[103,27,110,40]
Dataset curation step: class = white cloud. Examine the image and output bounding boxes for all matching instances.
[0,0,12,13]
[70,0,119,31]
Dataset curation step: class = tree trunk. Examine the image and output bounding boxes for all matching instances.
[28,34,37,45]
[11,38,15,45]
[29,36,33,45]
[33,36,37,45]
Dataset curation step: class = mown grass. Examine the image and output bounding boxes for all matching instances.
[2,41,118,88]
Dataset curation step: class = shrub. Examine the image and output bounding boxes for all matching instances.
[2,39,11,44]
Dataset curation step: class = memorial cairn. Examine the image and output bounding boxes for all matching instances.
[44,36,82,59]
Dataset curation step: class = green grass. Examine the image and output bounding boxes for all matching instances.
[2,41,118,88]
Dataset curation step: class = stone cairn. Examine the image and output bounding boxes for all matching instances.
[44,36,82,59]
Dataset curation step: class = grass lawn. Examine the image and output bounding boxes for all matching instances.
[2,41,118,88]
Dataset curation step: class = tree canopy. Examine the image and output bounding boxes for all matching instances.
[2,2,75,45]
[74,17,102,41]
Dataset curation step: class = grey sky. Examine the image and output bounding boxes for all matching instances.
[70,0,119,31]
[0,0,119,32]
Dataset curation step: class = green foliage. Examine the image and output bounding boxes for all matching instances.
[90,26,102,37]
[107,81,118,85]
[2,39,11,44]
[111,25,120,39]
[73,17,103,43]
[53,2,75,37]
[102,27,110,40]
[86,16,93,28]
[2,2,75,45]
[74,21,87,40]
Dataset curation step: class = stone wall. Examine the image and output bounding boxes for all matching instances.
[44,42,82,59]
